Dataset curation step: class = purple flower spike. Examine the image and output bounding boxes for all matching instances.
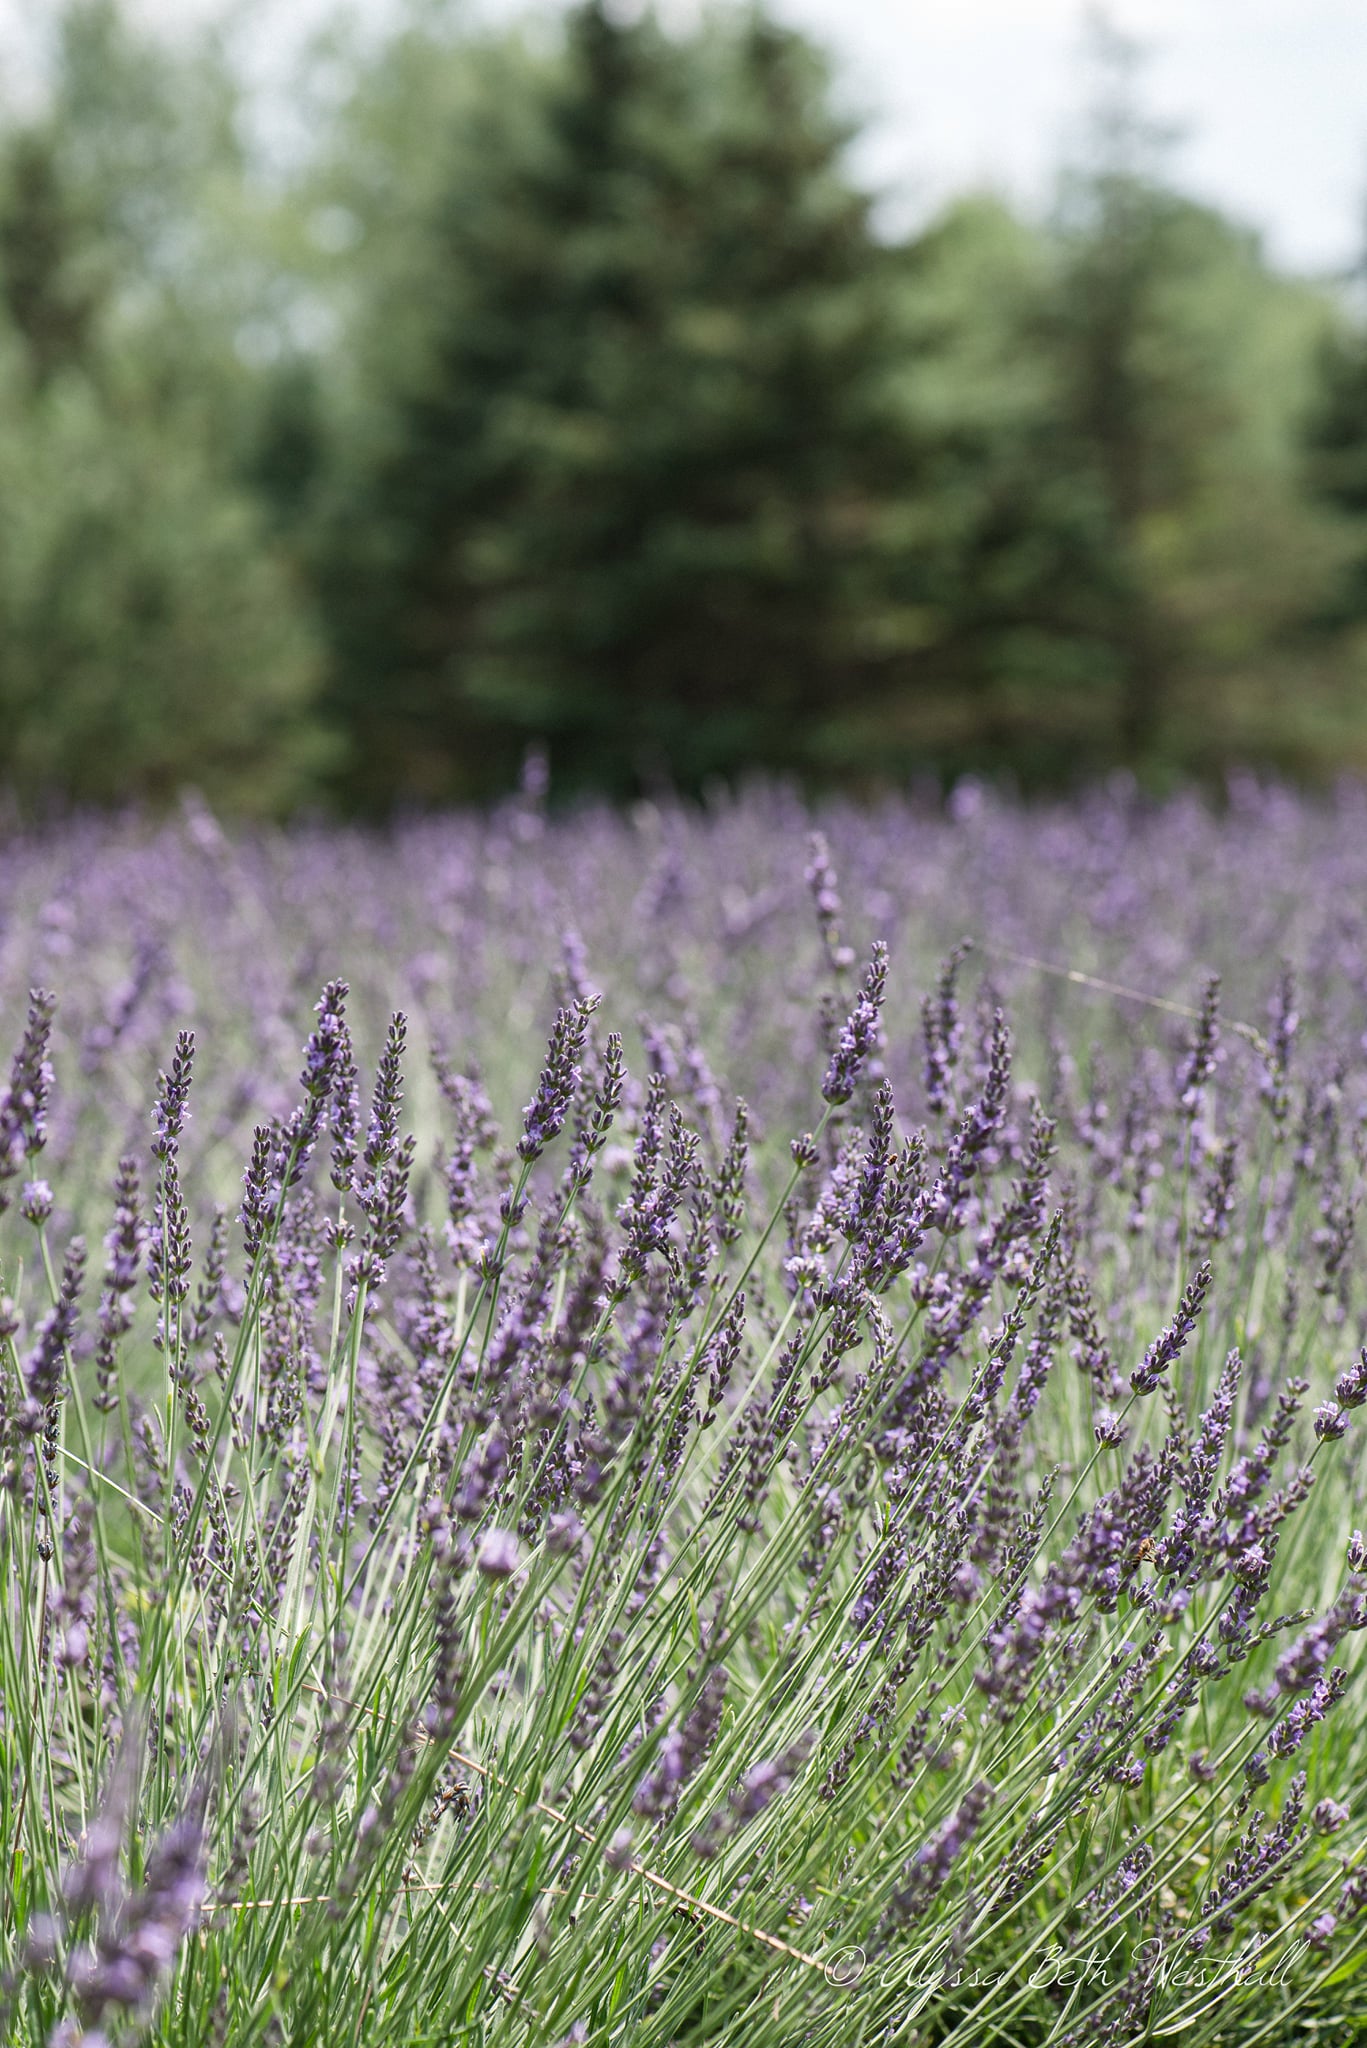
[885,1779,996,1930]
[277,979,352,1191]
[150,1032,194,1163]
[634,1668,727,1820]
[70,1793,209,2028]
[21,1236,85,1434]
[1335,1350,1367,1410]
[805,831,855,974]
[691,1730,813,1859]
[519,996,601,1161]
[0,989,56,1216]
[822,942,888,1106]
[1131,1261,1213,1395]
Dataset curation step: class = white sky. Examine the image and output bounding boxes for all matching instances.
[3,0,1365,278]
[780,0,1367,275]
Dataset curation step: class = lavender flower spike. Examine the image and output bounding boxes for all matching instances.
[633,1668,727,1819]
[518,995,601,1160]
[0,988,56,1215]
[21,1236,85,1433]
[150,1032,194,1163]
[822,942,889,1106]
[278,978,351,1189]
[886,1779,996,1929]
[1131,1260,1213,1395]
[1335,1349,1367,1410]
[70,1790,209,2030]
[61,1734,141,1919]
[805,830,855,973]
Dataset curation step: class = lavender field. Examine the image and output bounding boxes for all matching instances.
[1,779,1365,2047]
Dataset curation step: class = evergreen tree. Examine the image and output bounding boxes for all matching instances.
[834,194,1125,788]
[0,1,331,816]
[1040,15,1341,780]
[315,0,917,805]
[0,127,106,386]
[1303,237,1367,626]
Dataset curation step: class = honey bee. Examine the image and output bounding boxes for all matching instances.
[1131,1537,1157,1568]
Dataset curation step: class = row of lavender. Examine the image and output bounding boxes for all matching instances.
[0,780,1364,2046]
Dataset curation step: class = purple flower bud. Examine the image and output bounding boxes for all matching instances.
[1230,1543,1270,1588]
[691,1727,811,1858]
[921,941,971,1116]
[150,1032,194,1163]
[59,1621,89,1668]
[884,1779,995,1930]
[822,943,888,1106]
[0,989,56,1216]
[1335,1350,1367,1410]
[23,1911,58,1968]
[949,1560,981,1605]
[1131,1261,1212,1395]
[362,1013,409,1176]
[1268,1669,1347,1758]
[1176,974,1220,1118]
[731,1734,814,1822]
[21,1236,85,1431]
[519,998,600,1161]
[805,831,855,974]
[1315,1403,1350,1441]
[20,1178,53,1224]
[635,1670,727,1820]
[272,980,352,1191]
[67,1784,208,2026]
[1313,1799,1350,1835]
[477,1528,521,1578]
[62,1737,140,1918]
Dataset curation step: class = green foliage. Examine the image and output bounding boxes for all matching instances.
[0,124,105,384]
[822,193,1126,786]
[0,348,330,814]
[303,0,1360,808]
[1304,290,1367,618]
[0,1,331,815]
[1045,148,1346,781]
[3,0,1367,813]
[311,0,921,805]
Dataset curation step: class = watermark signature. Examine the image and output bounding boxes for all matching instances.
[823,1934,1318,1993]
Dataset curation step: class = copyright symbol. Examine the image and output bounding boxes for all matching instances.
[826,1945,867,1986]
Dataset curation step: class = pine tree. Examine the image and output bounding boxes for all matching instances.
[1304,251,1367,625]
[316,0,916,805]
[1041,14,1341,780]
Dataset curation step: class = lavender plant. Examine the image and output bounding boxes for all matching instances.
[0,781,1364,2047]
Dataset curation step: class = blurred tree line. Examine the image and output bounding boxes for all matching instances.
[3,0,1367,814]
